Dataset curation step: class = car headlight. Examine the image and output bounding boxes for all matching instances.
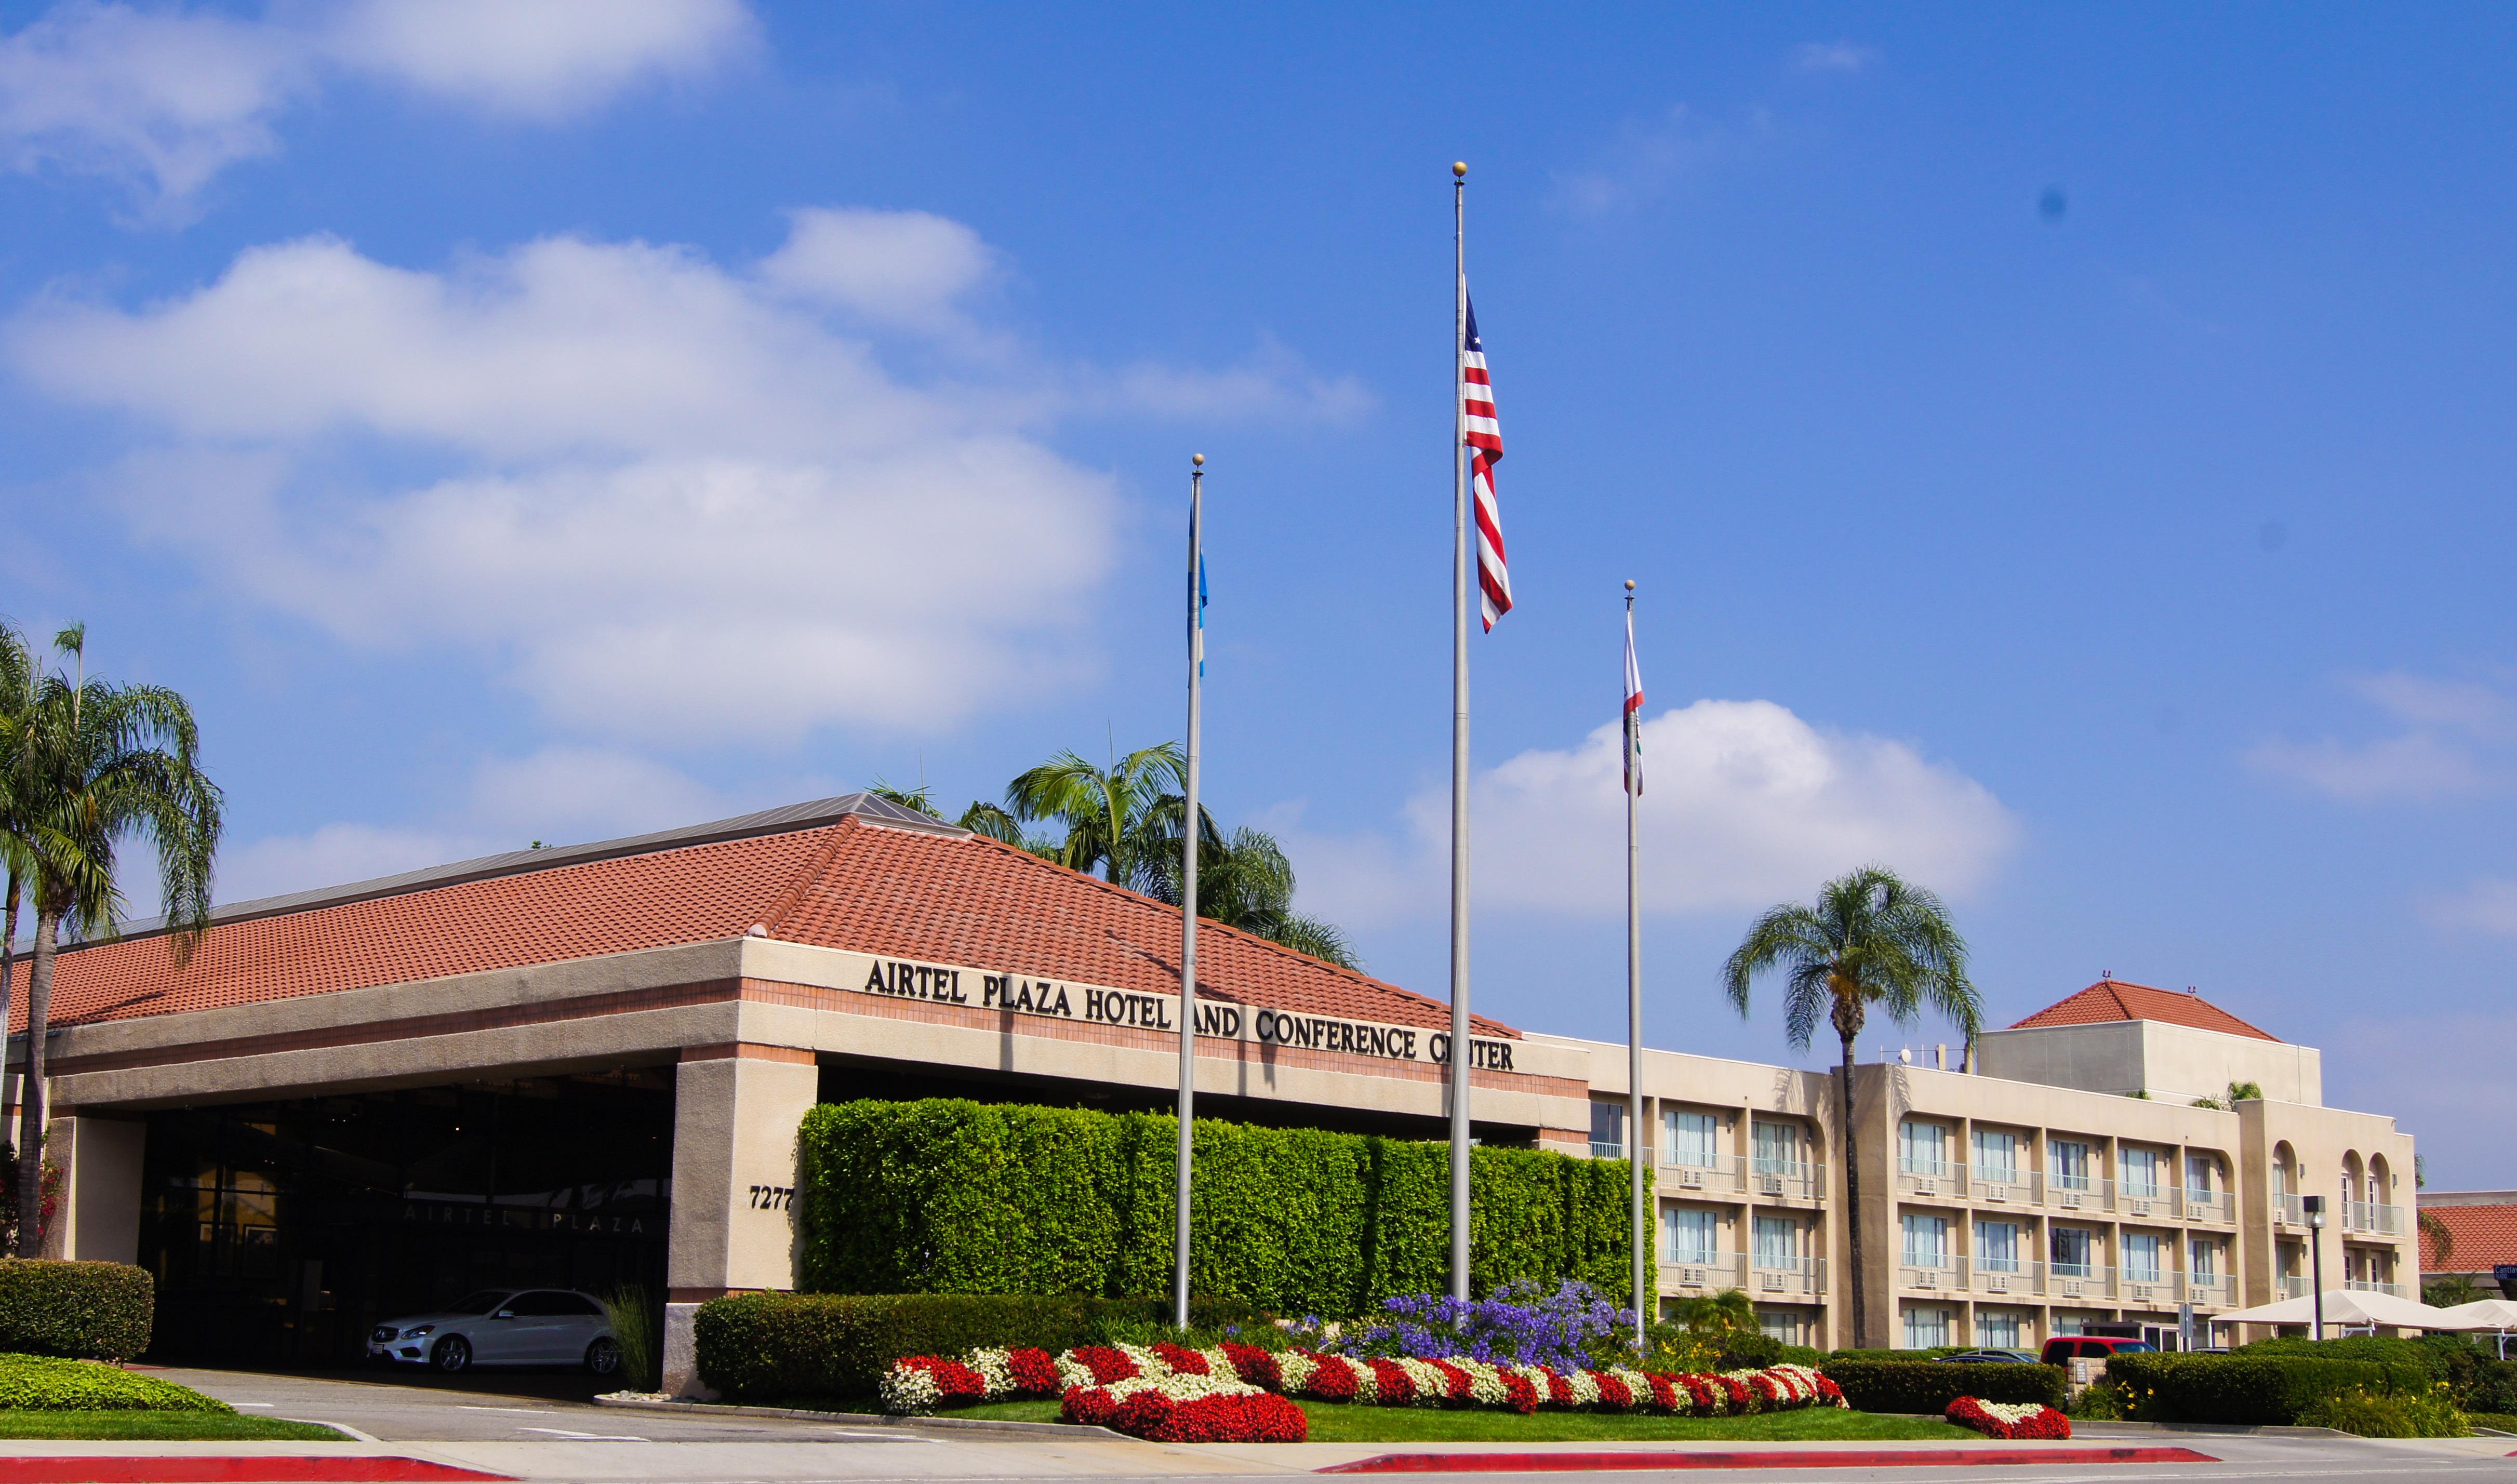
[401,1325,434,1338]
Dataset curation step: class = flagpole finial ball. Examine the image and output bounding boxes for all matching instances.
[1624,579,1635,591]
[1453,161,1468,178]
[1192,452,1204,466]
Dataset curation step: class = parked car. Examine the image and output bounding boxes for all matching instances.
[367,1289,620,1375]
[1938,1348,2038,1363]
[2039,1336,2155,1365]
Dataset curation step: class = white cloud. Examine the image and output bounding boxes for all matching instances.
[214,745,737,905]
[2248,670,2517,803]
[1552,104,1761,218]
[0,0,756,218]
[8,213,1356,743]
[759,207,999,332]
[2421,877,2517,936]
[217,822,492,904]
[1792,41,1879,74]
[322,0,756,122]
[1284,700,2020,926]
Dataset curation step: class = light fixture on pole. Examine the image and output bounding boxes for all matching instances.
[2302,1195,2327,1341]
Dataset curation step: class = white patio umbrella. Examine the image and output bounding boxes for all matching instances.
[2210,1289,2487,1332]
[2439,1298,2517,1356]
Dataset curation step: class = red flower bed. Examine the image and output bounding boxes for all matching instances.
[1219,1342,1281,1391]
[1304,1354,1360,1401]
[1064,1383,1308,1442]
[1067,1346,1139,1384]
[1947,1396,2072,1440]
[1150,1342,1210,1375]
[1366,1357,1415,1405]
[1006,1347,1061,1397]
[895,1357,986,1406]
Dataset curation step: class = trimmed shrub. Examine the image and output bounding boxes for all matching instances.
[694,1292,1269,1401]
[0,1353,227,1411]
[1817,1359,2063,1413]
[2106,1353,2427,1426]
[0,1260,152,1361]
[2296,1384,2467,1438]
[795,1099,1636,1315]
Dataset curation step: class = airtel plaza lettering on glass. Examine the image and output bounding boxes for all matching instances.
[856,957,1515,1070]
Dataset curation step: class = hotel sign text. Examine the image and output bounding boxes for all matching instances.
[857,957,1513,1071]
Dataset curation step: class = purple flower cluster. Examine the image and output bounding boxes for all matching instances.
[1341,1279,1635,1372]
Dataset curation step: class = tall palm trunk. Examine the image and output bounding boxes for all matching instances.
[14,911,53,1259]
[0,870,16,1223]
[1836,1026,1867,1348]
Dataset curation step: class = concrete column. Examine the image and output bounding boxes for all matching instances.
[56,1116,144,1264]
[659,1045,819,1398]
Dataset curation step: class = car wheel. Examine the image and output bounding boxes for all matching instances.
[432,1335,472,1373]
[585,1337,622,1377]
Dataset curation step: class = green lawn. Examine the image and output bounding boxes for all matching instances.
[943,1398,1971,1442]
[0,1411,350,1441]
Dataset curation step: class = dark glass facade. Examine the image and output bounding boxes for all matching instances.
[137,1071,672,1366]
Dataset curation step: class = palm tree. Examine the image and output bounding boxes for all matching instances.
[1723,866,1981,1348]
[1140,823,1362,969]
[1004,743,1188,890]
[0,621,34,1141]
[10,626,223,1255]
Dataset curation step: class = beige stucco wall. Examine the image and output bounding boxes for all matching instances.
[1977,1021,2322,1106]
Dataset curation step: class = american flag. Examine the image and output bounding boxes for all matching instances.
[1462,296,1512,630]
[1623,604,1645,795]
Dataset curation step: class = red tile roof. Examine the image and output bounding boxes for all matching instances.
[2424,1203,2517,1272]
[6,808,1513,1039]
[2007,979,2280,1041]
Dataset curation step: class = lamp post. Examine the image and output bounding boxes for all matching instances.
[2303,1195,2327,1341]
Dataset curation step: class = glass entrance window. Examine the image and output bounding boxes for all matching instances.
[1757,1307,1805,1343]
[1751,1120,1803,1175]
[2123,1232,2165,1283]
[2122,1147,2164,1198]
[1903,1305,1953,1349]
[2050,1225,2094,1277]
[1898,1119,1950,1175]
[1591,1102,1626,1156]
[2191,1238,2219,1279]
[2049,1140,2093,1192]
[1666,1111,1720,1168]
[1664,1207,1719,1264]
[2186,1154,2218,1194]
[1754,1214,1800,1269]
[1902,1213,1950,1268]
[1972,1130,2020,1183]
[1977,1308,2024,1348]
[1975,1220,2022,1274]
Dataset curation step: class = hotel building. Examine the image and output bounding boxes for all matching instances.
[5,795,2416,1384]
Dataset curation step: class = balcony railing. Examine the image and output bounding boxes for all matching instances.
[2274,1193,2305,1226]
[2345,1202,2406,1236]
[1748,1157,1826,1201]
[2045,1174,2113,1213]
[2278,1274,2309,1299]
[2183,1188,2235,1224]
[1659,1251,1747,1290]
[1749,1255,1828,1297]
[1969,1168,2034,1205]
[2346,1278,2409,1298]
[1661,1151,1741,1193]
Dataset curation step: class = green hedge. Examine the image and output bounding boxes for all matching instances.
[2106,1353,2428,1425]
[0,1353,227,1411]
[795,1099,1636,1314]
[0,1261,152,1361]
[1817,1359,2063,1413]
[695,1292,1269,1400]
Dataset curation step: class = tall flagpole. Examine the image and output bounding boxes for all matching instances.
[1448,160,1474,1302]
[1624,580,1646,1355]
[1174,451,1206,1332]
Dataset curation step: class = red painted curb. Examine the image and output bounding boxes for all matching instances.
[0,1460,514,1483]
[1317,1446,2219,1473]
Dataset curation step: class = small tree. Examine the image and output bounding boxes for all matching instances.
[1723,866,1981,1348]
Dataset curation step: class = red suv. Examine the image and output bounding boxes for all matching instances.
[2040,1336,2156,1365]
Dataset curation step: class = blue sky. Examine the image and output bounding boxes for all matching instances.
[5,4,2515,1184]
